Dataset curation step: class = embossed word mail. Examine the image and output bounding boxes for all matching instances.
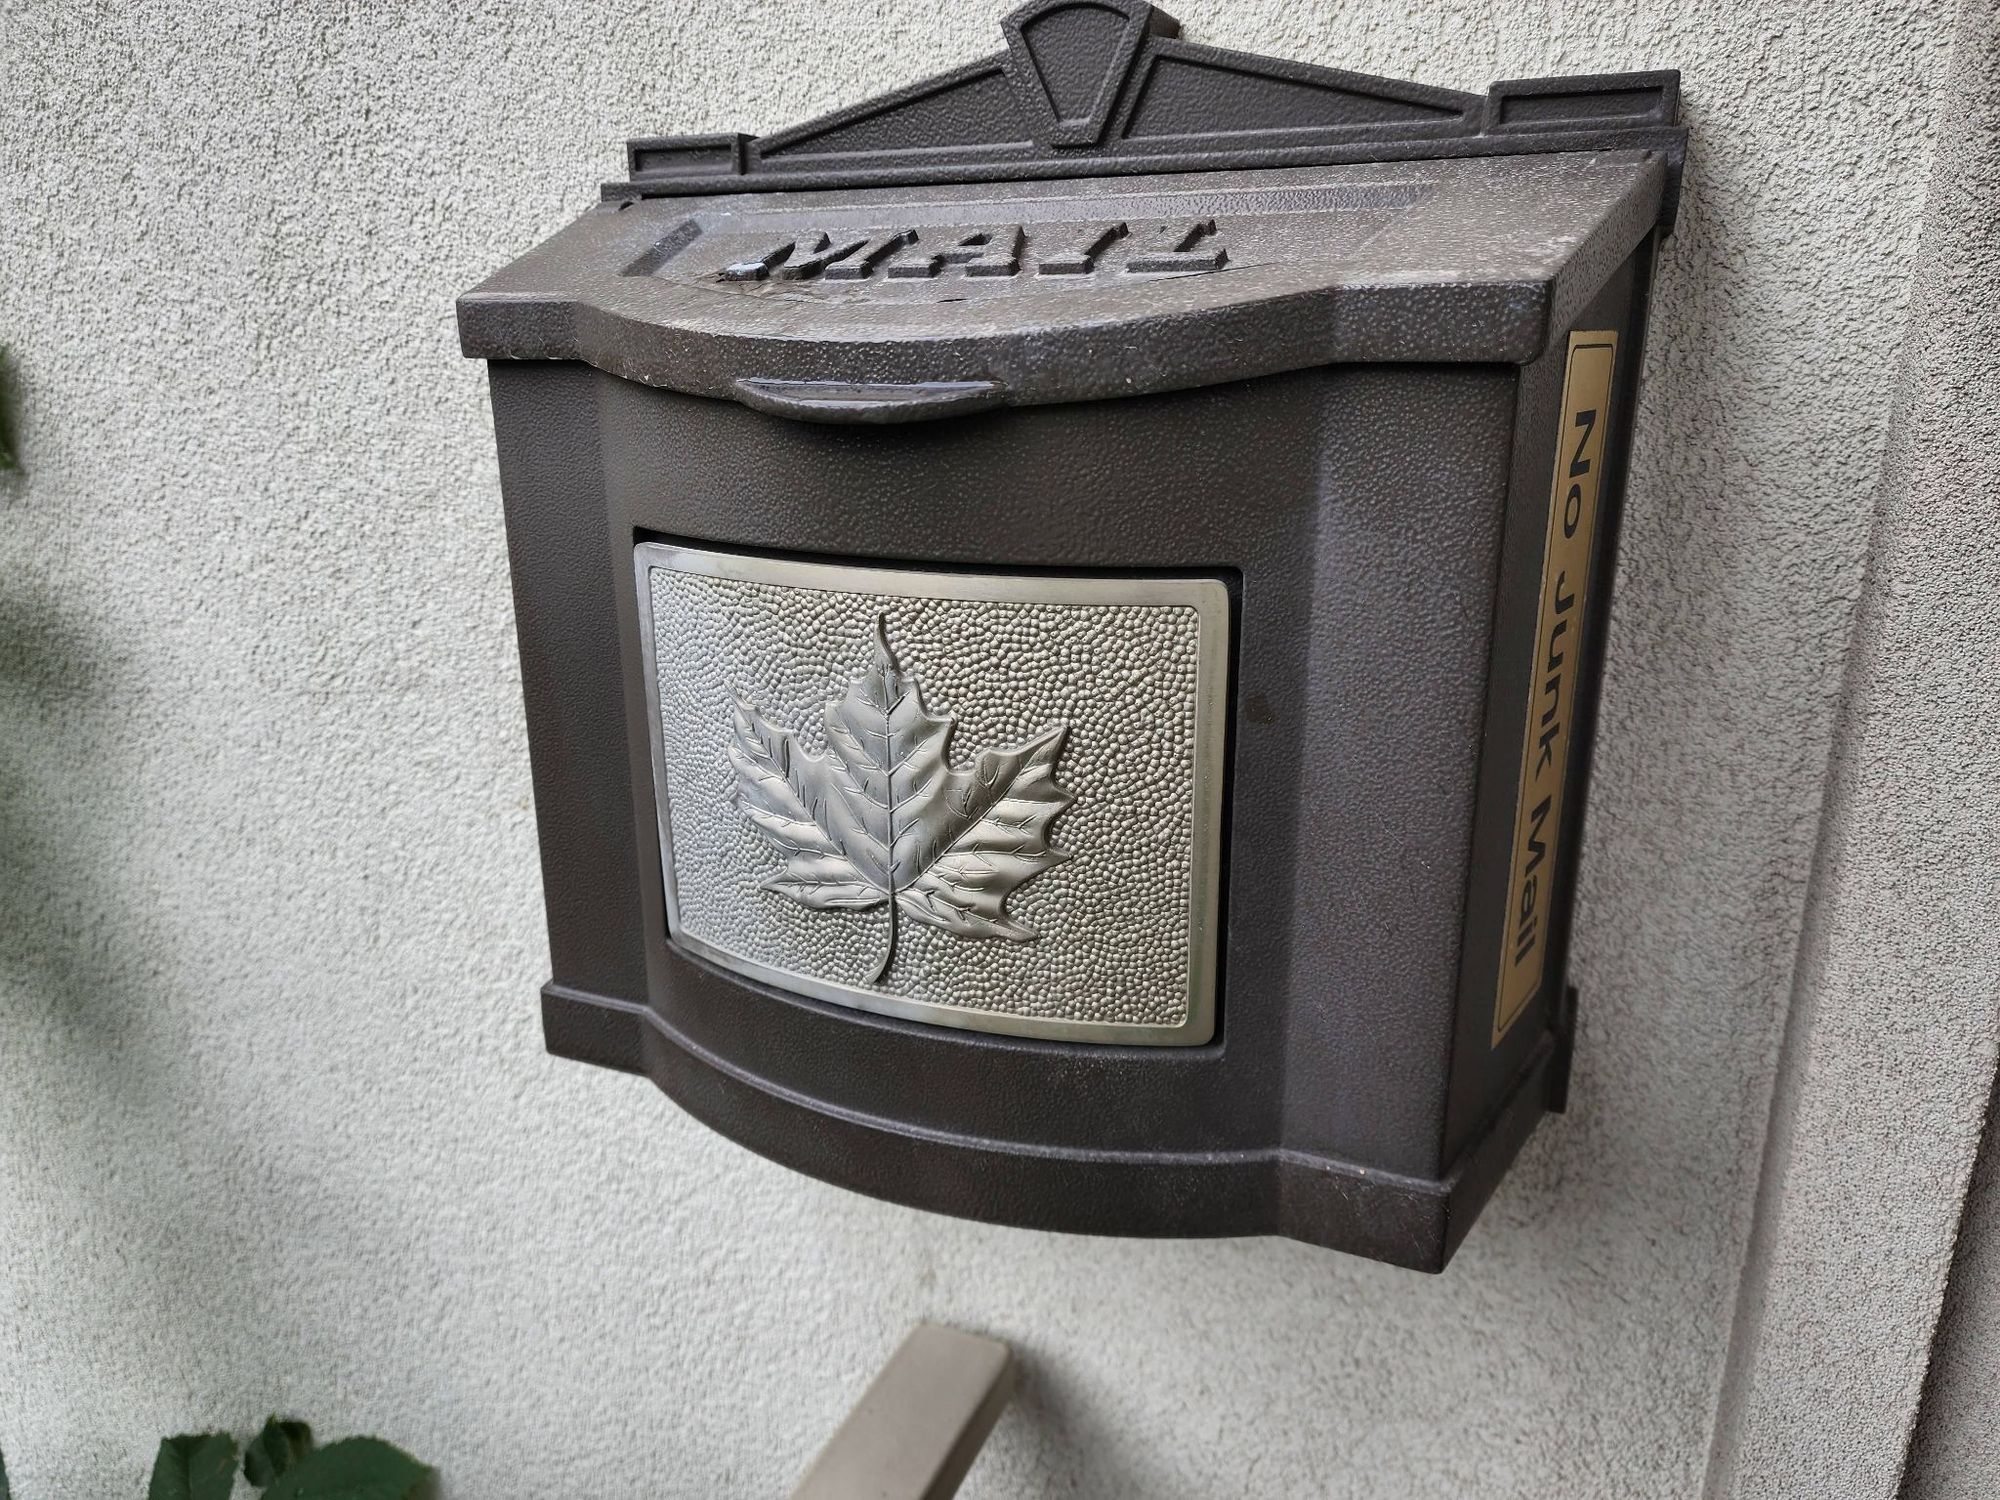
[717,219,1228,282]
[1494,330,1618,1046]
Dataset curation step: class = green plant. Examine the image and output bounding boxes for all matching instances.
[150,1420,430,1500]
[147,1435,236,1500]
[0,1419,431,1500]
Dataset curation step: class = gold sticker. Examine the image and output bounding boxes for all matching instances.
[1494,331,1618,1046]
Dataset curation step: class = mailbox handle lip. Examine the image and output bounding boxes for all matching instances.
[732,376,1009,424]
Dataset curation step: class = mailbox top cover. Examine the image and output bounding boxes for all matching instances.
[459,0,1684,421]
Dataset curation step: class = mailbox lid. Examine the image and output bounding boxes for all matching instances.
[459,151,1667,419]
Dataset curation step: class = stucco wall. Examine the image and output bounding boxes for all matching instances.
[0,3,1986,1498]
[1708,6,2000,1493]
[1886,9,2000,1495]
[1907,1085,2000,1500]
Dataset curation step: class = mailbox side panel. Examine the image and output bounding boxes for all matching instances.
[1279,364,1522,1181]
[487,362,652,1061]
[1444,241,1659,1170]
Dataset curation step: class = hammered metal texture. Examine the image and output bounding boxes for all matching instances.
[641,551,1218,1040]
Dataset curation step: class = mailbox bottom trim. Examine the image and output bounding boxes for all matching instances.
[539,981,1557,1273]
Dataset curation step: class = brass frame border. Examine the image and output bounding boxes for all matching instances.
[633,541,1229,1046]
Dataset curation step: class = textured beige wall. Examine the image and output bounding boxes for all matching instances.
[1881,8,2000,1496]
[0,2,1988,1497]
[1907,1086,2000,1500]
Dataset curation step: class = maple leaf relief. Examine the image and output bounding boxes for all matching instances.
[727,616,1074,983]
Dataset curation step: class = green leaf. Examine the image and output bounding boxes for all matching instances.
[149,1434,239,1500]
[244,1418,315,1488]
[263,1438,430,1500]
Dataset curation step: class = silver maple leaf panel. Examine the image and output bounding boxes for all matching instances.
[729,617,1074,980]
[635,543,1228,1046]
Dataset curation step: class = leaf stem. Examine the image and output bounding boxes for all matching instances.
[871,893,898,984]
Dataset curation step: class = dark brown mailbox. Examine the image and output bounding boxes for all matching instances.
[459,0,1684,1271]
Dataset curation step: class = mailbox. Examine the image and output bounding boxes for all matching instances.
[459,0,1684,1271]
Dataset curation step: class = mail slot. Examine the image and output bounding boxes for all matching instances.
[459,0,1684,1270]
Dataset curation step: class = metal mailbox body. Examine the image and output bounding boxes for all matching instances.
[459,0,1684,1271]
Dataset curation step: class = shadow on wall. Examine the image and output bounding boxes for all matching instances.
[1548,72,1813,1211]
[0,583,258,1484]
[984,1343,1210,1500]
[0,346,21,478]
[0,593,126,1043]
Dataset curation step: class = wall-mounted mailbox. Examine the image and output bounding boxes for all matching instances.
[459,0,1684,1271]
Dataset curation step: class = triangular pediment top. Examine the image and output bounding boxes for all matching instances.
[1117,39,1477,141]
[755,60,1029,162]
[617,0,1683,227]
[1003,0,1177,147]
